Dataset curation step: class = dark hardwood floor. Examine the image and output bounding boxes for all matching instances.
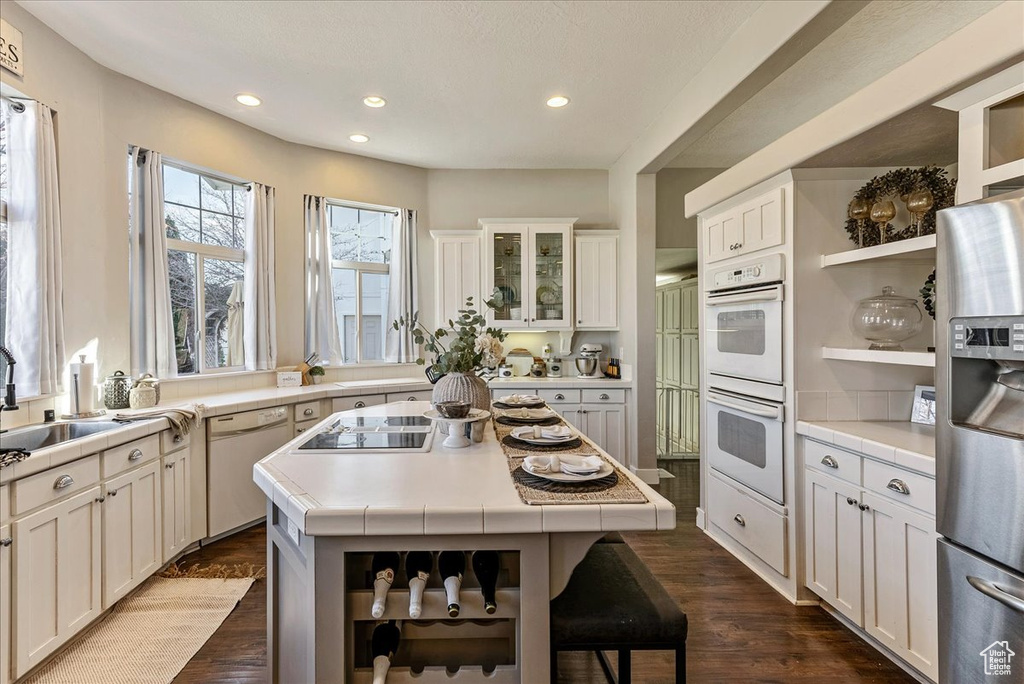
[172,460,915,683]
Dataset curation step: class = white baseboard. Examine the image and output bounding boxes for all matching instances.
[695,507,706,529]
[703,525,799,604]
[821,604,932,684]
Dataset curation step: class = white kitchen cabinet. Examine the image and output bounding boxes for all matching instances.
[385,390,433,403]
[333,394,386,411]
[664,334,682,386]
[663,286,681,333]
[482,220,575,330]
[102,460,162,608]
[574,231,618,330]
[1,524,10,684]
[862,491,939,681]
[162,449,192,563]
[804,469,864,625]
[704,187,784,263]
[431,230,482,328]
[13,487,102,678]
[655,289,665,332]
[579,403,626,461]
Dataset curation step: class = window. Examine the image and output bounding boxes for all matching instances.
[163,163,248,374]
[326,202,394,363]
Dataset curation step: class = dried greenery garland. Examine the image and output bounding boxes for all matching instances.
[844,166,956,247]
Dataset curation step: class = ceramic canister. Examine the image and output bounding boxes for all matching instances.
[129,385,157,410]
[103,370,133,410]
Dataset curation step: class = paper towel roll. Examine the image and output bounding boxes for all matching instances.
[70,354,96,413]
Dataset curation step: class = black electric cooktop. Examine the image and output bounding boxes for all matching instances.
[296,415,433,451]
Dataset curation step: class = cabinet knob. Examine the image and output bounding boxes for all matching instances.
[129,448,143,461]
[166,463,175,469]
[95,497,105,503]
[555,394,565,400]
[859,503,870,511]
[821,455,838,469]
[173,434,183,443]
[578,320,582,324]
[354,401,366,408]
[297,427,306,433]
[846,497,857,506]
[109,489,119,497]
[303,408,314,416]
[0,538,12,547]
[886,479,910,495]
[53,475,74,490]
[599,393,609,400]
[733,514,746,527]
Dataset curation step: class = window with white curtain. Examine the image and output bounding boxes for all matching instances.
[0,105,9,350]
[162,162,249,374]
[326,201,395,363]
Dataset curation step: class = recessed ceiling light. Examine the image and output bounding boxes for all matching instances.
[546,96,570,108]
[363,96,387,108]
[235,93,262,107]
[349,134,370,143]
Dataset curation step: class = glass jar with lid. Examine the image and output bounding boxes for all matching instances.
[850,286,924,351]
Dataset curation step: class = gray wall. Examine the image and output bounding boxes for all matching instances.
[655,168,723,249]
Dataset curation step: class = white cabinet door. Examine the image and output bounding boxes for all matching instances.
[664,286,681,333]
[581,404,626,462]
[162,449,192,563]
[433,232,481,329]
[683,284,700,331]
[574,233,618,329]
[528,225,573,329]
[13,487,102,678]
[655,289,665,332]
[703,212,737,264]
[1,524,10,684]
[736,187,784,257]
[484,224,530,329]
[862,492,938,681]
[102,461,162,608]
[664,334,682,387]
[561,407,585,433]
[804,469,864,626]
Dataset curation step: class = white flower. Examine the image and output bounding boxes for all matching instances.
[475,334,503,368]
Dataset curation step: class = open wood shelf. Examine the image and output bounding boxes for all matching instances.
[347,588,521,621]
[350,665,519,683]
[820,234,936,267]
[822,347,935,367]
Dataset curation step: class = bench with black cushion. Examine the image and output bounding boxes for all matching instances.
[550,542,687,683]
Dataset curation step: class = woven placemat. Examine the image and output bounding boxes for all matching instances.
[501,434,583,452]
[512,465,619,493]
[492,401,547,410]
[495,416,562,427]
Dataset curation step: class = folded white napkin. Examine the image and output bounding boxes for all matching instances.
[502,407,556,419]
[511,425,574,441]
[499,394,542,404]
[524,454,603,476]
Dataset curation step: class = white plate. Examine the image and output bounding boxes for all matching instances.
[510,432,577,445]
[423,408,491,424]
[522,460,614,483]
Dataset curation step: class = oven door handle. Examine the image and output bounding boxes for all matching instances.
[707,395,783,420]
[967,575,1024,614]
[707,285,783,306]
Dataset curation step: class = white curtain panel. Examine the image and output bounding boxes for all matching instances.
[385,209,419,363]
[243,183,277,370]
[304,195,343,365]
[3,99,66,396]
[128,147,177,378]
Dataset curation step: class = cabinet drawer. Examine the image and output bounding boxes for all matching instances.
[805,439,862,486]
[295,419,319,437]
[294,401,321,422]
[160,429,190,454]
[537,389,580,404]
[708,474,788,576]
[13,454,101,515]
[863,459,935,516]
[102,435,160,478]
[386,390,433,403]
[581,389,625,404]
[1,484,8,525]
[333,395,386,411]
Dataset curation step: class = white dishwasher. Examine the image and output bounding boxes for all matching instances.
[207,406,290,538]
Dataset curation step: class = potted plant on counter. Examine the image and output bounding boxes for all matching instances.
[392,293,506,414]
[308,364,326,385]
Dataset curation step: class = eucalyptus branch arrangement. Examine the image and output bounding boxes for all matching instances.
[392,292,507,374]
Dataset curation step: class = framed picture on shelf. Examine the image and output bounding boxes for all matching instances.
[911,385,936,426]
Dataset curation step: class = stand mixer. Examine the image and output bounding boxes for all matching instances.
[575,343,604,379]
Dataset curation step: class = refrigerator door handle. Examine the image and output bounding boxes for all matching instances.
[967,575,1024,614]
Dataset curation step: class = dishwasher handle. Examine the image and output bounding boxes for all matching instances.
[211,421,286,438]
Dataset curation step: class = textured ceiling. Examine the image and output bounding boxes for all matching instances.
[18,0,763,169]
[667,0,1002,168]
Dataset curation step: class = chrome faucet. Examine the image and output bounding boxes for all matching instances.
[0,345,16,412]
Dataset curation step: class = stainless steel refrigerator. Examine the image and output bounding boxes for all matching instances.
[936,188,1024,683]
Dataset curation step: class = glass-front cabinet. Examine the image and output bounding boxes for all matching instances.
[482,220,575,330]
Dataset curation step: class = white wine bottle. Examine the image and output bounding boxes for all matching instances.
[472,551,500,615]
[371,620,401,684]
[371,552,400,619]
[405,551,433,619]
[438,551,466,617]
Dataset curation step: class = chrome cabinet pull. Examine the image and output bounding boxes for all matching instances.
[846,497,857,506]
[128,448,143,461]
[859,503,870,511]
[733,514,746,527]
[53,475,74,490]
[165,463,175,469]
[354,401,366,408]
[303,408,314,416]
[599,393,609,400]
[0,537,13,547]
[173,434,183,443]
[821,455,838,469]
[886,479,910,495]
[967,575,1024,614]
[555,394,565,400]
[95,497,105,503]
[108,488,118,497]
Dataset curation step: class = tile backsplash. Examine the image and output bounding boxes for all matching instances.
[796,390,916,422]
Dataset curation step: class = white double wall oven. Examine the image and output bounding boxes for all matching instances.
[703,253,787,504]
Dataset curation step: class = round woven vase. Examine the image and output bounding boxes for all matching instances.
[432,372,490,434]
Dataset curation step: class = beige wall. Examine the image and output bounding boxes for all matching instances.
[655,168,723,249]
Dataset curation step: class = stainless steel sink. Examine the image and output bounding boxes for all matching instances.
[1,420,127,452]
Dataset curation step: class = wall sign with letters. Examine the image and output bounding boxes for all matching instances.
[1,18,24,77]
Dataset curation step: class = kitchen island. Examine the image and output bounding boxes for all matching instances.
[253,401,674,683]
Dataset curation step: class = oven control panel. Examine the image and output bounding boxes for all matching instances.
[709,253,785,291]
[950,316,1024,359]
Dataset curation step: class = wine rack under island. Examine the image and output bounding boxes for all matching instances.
[255,401,675,683]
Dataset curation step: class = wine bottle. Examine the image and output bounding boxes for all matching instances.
[438,551,466,617]
[371,552,400,619]
[371,620,401,684]
[405,551,433,619]
[472,551,500,614]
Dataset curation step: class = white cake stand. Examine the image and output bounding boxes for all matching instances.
[424,409,491,448]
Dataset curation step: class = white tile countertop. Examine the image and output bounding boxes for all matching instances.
[796,420,936,476]
[487,376,632,389]
[254,401,673,537]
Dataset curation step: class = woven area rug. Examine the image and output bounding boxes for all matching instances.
[23,576,254,684]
